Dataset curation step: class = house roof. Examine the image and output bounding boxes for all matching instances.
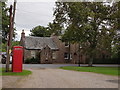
[24,36,58,50]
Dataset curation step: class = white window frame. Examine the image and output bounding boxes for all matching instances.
[64,53,68,59]
[52,52,56,59]
[31,50,36,58]
[64,53,72,59]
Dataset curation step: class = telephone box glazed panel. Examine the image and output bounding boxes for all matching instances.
[12,46,23,72]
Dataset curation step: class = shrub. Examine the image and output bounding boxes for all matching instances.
[25,57,40,64]
[86,58,119,64]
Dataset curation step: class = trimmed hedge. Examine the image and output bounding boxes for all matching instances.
[85,58,119,64]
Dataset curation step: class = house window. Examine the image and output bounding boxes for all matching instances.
[64,53,69,59]
[31,50,36,58]
[52,52,56,59]
[65,42,69,47]
[64,53,72,59]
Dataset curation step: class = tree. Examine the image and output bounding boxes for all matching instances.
[1,1,10,43]
[54,2,91,66]
[30,25,51,37]
[53,1,119,66]
[0,1,16,43]
[1,41,20,52]
[47,22,62,36]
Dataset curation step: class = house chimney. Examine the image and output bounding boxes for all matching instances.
[20,29,25,46]
[21,29,25,38]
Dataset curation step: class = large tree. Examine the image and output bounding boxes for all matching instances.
[0,1,16,43]
[53,1,119,66]
[30,25,51,37]
[0,1,10,43]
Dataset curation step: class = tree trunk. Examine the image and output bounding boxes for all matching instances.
[6,5,13,72]
[78,43,80,67]
[88,57,93,67]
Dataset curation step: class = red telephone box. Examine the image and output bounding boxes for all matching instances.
[12,46,23,72]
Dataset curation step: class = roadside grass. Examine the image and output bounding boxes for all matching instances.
[60,66,119,76]
[0,68,32,76]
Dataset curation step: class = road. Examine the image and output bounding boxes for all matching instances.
[1,64,119,88]
[23,64,119,69]
[2,68,118,88]
[1,64,119,69]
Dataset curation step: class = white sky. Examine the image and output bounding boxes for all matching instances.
[7,1,55,41]
[6,0,118,41]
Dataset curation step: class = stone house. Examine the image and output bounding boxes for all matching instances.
[20,30,86,64]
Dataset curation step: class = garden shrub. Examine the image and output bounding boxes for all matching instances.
[85,58,119,64]
[25,57,40,64]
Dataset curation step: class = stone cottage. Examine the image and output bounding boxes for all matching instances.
[20,30,87,64]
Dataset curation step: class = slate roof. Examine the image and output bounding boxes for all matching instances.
[24,36,58,50]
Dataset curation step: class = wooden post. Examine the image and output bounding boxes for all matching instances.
[12,0,17,29]
[6,5,13,72]
[6,0,16,72]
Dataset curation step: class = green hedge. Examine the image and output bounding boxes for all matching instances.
[25,57,40,64]
[90,58,119,64]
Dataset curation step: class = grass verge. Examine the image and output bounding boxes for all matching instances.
[0,68,32,76]
[60,66,119,76]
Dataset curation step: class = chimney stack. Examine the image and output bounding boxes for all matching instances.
[20,29,25,46]
[21,29,25,38]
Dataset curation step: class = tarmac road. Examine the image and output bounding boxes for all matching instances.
[1,64,119,69]
[2,68,119,88]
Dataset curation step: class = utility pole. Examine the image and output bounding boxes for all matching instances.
[6,0,16,72]
[6,5,13,72]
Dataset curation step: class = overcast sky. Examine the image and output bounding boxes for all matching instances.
[7,0,116,41]
[7,1,55,41]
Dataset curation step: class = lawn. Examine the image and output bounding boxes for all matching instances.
[0,68,32,76]
[60,66,119,76]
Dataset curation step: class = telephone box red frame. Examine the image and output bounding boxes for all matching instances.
[12,46,23,72]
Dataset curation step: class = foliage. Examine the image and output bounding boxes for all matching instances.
[25,57,40,64]
[1,2,10,43]
[60,66,119,76]
[0,1,17,43]
[11,41,20,47]
[53,2,119,66]
[92,58,119,64]
[1,42,7,52]
[1,41,20,52]
[30,25,51,37]
[47,22,62,36]
[0,68,32,76]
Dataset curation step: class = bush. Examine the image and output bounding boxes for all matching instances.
[25,57,40,64]
[85,58,119,64]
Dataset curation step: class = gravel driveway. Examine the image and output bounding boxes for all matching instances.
[2,68,118,88]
